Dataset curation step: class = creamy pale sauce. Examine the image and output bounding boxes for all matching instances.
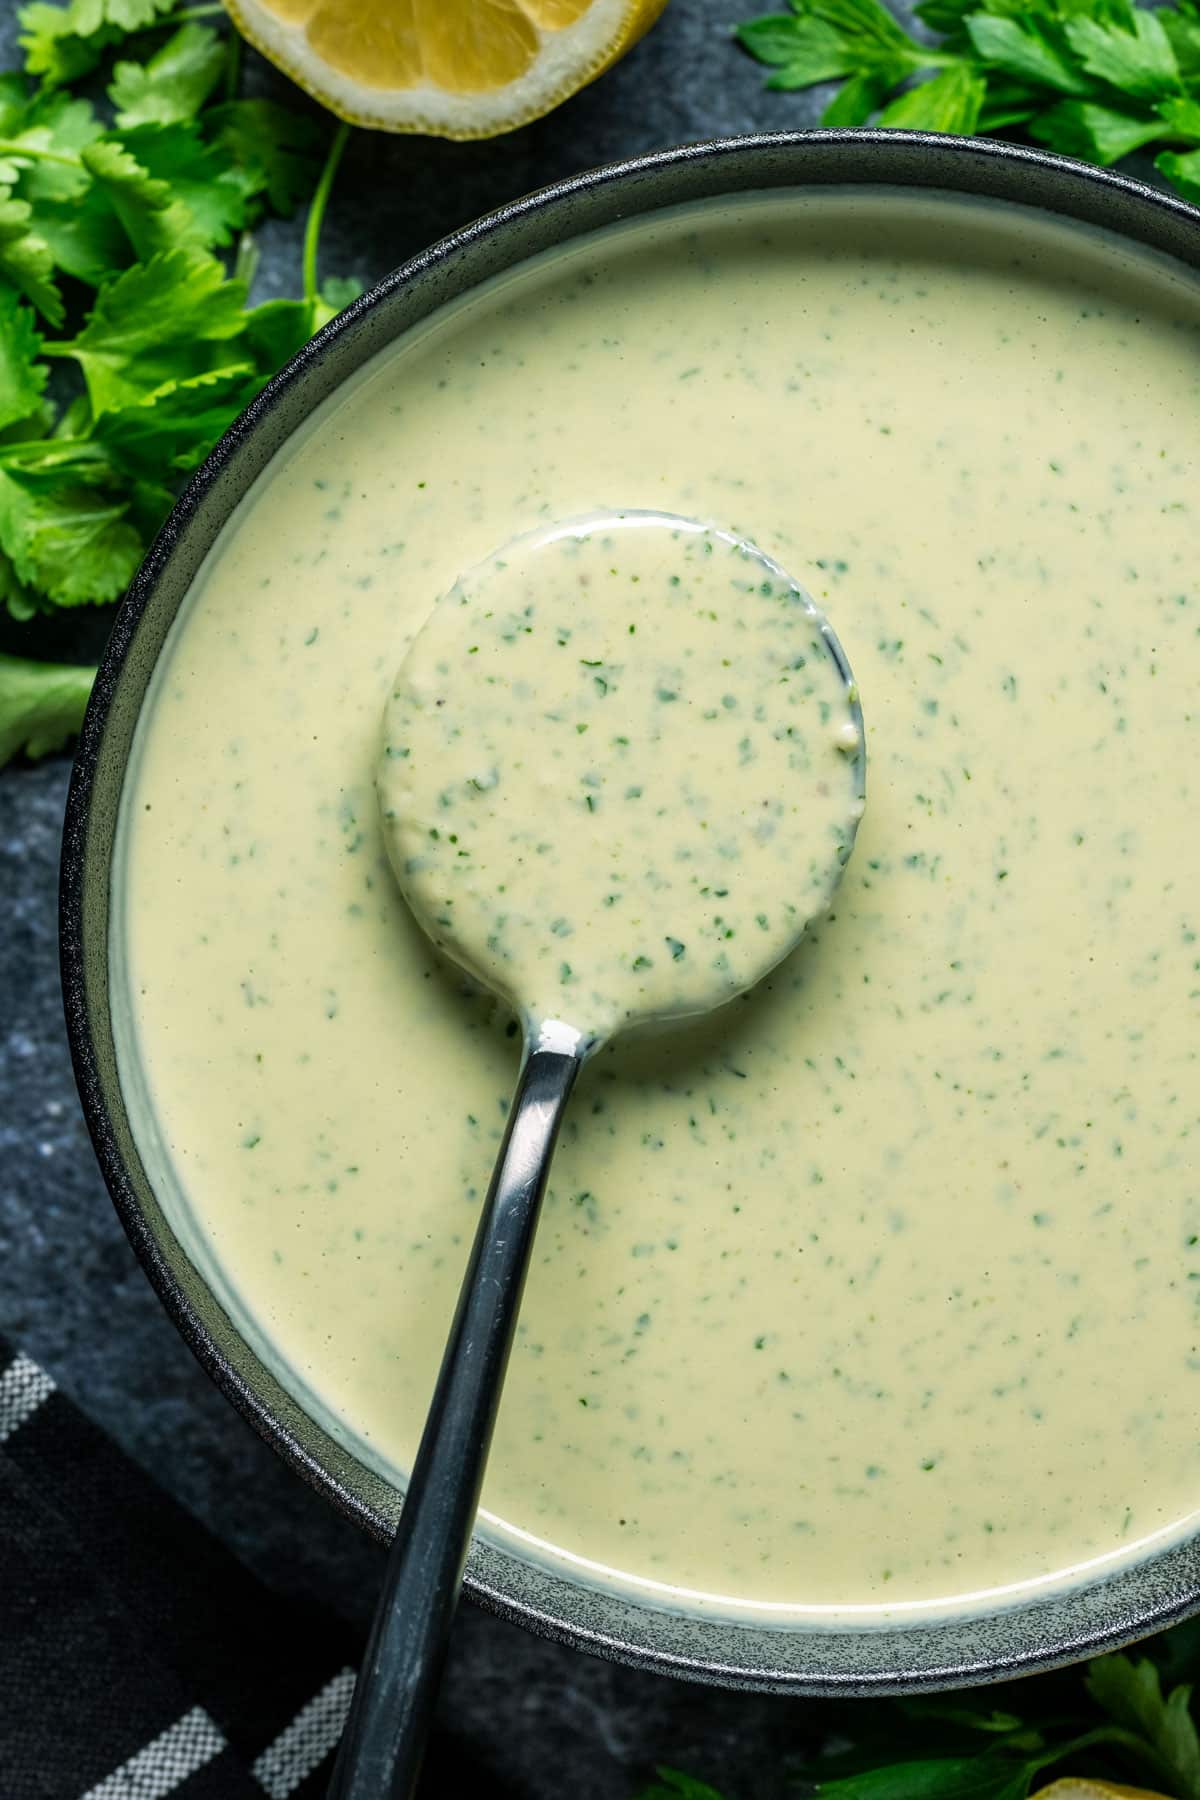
[379,513,863,1042]
[117,192,1200,1618]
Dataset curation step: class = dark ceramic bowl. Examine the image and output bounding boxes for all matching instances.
[61,129,1200,1694]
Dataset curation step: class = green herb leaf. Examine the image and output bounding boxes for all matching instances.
[0,650,95,764]
[18,0,176,86]
[109,22,226,129]
[0,0,346,667]
[240,295,320,373]
[1061,8,1181,100]
[0,88,102,198]
[976,77,1045,130]
[913,0,976,40]
[124,474,173,538]
[1157,143,1200,197]
[1030,97,1166,160]
[961,14,1089,95]
[81,0,173,25]
[762,16,863,87]
[310,272,363,329]
[1156,92,1200,138]
[0,549,35,618]
[93,366,255,478]
[0,459,142,607]
[111,121,255,249]
[206,98,322,214]
[0,286,46,432]
[876,62,986,129]
[738,0,1200,191]
[0,400,54,448]
[318,273,363,312]
[0,73,29,136]
[734,12,817,63]
[0,87,123,283]
[32,184,128,286]
[47,247,250,416]
[1162,2,1200,83]
[817,1754,1035,1800]
[80,136,196,259]
[1085,1653,1200,1798]
[812,0,938,73]
[821,69,890,121]
[737,0,940,85]
[0,189,63,323]
[18,3,110,85]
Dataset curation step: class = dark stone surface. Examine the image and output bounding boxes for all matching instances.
[0,3,867,1792]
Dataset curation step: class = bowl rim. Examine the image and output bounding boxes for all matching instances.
[59,126,1200,1694]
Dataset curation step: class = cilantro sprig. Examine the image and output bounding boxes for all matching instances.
[736,0,1200,192]
[633,1633,1200,1800]
[0,0,356,768]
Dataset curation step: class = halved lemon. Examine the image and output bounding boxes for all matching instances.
[224,0,670,138]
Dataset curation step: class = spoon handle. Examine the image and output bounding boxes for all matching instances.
[328,1041,582,1800]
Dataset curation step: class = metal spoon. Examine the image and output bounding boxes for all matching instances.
[328,511,866,1798]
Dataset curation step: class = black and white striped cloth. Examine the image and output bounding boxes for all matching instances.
[1,1336,358,1799]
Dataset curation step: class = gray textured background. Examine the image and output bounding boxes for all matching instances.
[1,2,887,1792]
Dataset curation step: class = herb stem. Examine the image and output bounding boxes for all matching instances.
[233,231,259,287]
[303,121,350,309]
[0,440,109,468]
[0,140,81,168]
[132,3,225,26]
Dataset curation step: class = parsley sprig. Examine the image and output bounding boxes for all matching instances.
[634,1633,1200,1800]
[0,0,356,766]
[736,0,1200,189]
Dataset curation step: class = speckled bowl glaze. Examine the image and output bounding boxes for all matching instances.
[61,130,1200,1694]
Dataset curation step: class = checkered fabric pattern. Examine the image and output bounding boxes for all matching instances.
[0,1336,357,1799]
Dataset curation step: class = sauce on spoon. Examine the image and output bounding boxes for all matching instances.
[378,511,865,1047]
